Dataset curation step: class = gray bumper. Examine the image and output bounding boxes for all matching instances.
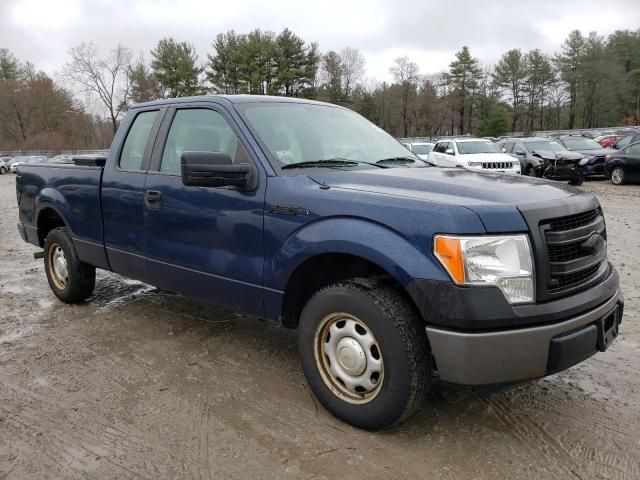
[426,291,622,386]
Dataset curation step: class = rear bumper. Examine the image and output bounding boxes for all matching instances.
[426,290,623,385]
[17,222,27,242]
[17,222,40,247]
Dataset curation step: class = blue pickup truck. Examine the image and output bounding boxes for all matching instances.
[16,95,623,430]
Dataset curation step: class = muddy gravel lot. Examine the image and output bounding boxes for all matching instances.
[0,173,639,479]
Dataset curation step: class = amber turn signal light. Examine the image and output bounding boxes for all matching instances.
[434,236,465,284]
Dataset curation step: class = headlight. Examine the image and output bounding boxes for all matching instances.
[579,157,589,166]
[468,161,482,167]
[434,235,534,304]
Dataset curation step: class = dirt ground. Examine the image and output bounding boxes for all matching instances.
[0,173,639,480]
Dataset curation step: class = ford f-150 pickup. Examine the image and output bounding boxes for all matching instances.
[16,95,623,430]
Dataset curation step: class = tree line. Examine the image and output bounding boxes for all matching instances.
[1,27,639,151]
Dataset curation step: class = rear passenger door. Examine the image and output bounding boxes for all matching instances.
[102,108,164,282]
[143,104,266,317]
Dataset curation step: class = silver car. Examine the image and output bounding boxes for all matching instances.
[10,155,46,173]
[0,157,10,174]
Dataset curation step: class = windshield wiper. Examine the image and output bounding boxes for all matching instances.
[281,158,388,169]
[375,156,422,165]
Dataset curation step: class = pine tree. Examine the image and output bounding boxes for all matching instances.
[449,46,481,134]
[555,30,586,129]
[151,38,202,98]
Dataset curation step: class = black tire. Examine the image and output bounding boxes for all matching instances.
[568,176,585,186]
[525,164,536,177]
[44,227,96,303]
[610,166,625,185]
[0,167,6,174]
[298,279,431,430]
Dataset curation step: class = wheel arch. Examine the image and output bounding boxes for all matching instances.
[36,205,69,247]
[272,218,447,328]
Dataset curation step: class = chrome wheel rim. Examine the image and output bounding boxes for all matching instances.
[313,313,384,404]
[611,168,623,184]
[49,243,68,290]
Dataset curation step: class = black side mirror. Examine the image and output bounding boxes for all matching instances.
[181,151,254,189]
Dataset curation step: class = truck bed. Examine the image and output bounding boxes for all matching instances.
[17,163,108,269]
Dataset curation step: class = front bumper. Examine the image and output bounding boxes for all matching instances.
[540,161,587,181]
[425,290,623,386]
[466,166,521,175]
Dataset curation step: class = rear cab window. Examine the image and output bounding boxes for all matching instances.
[119,110,159,170]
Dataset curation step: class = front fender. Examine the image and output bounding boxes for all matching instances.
[266,217,449,291]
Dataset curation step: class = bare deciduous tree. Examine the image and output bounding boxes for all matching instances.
[340,47,365,100]
[390,56,420,137]
[63,43,132,133]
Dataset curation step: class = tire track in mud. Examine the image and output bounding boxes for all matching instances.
[472,391,586,479]
[475,383,640,480]
[0,386,163,479]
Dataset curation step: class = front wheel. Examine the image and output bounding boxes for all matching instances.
[568,176,585,186]
[610,167,625,185]
[298,279,431,430]
[44,227,96,303]
[0,167,6,174]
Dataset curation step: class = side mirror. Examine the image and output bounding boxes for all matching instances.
[515,151,524,156]
[181,151,254,189]
[445,148,454,155]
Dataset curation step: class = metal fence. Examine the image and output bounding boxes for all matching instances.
[0,149,109,158]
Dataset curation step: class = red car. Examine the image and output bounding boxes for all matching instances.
[596,134,624,148]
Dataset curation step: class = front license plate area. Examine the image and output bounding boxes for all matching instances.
[596,306,619,352]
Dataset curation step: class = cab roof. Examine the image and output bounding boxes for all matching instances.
[132,94,338,110]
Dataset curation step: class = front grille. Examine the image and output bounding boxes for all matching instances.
[482,161,512,169]
[547,264,601,292]
[546,209,599,232]
[547,243,581,262]
[539,207,607,297]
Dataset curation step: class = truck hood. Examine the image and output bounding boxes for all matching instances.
[308,167,577,207]
[308,167,585,232]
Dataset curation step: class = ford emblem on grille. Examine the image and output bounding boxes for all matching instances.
[580,233,605,256]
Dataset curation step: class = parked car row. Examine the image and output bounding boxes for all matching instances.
[403,133,640,187]
[0,154,76,174]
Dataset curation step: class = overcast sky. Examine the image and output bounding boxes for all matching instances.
[2,0,640,83]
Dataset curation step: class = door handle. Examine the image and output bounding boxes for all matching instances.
[145,190,162,209]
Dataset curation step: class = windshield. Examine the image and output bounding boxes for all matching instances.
[411,144,433,155]
[456,141,501,154]
[528,141,566,153]
[562,137,602,150]
[238,103,420,169]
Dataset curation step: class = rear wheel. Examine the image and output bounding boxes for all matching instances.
[44,227,96,303]
[0,166,6,174]
[611,167,625,185]
[525,165,536,177]
[298,279,431,430]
